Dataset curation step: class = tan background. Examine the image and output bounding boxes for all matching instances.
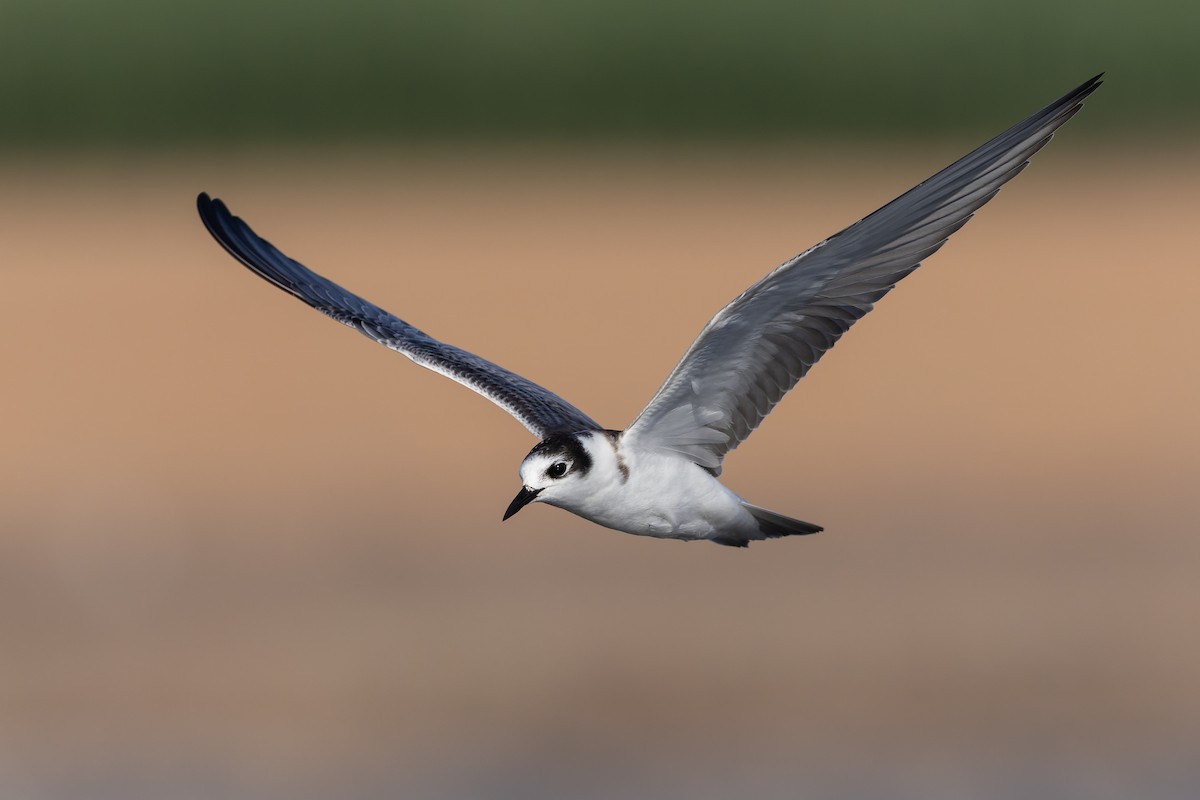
[2,143,1198,798]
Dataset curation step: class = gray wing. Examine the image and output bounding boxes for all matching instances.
[197,194,603,438]
[624,75,1102,473]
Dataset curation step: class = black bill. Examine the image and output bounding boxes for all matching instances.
[502,485,543,521]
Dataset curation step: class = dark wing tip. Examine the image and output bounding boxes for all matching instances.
[195,191,315,302]
[196,191,252,262]
[1053,73,1103,120]
[195,191,247,269]
[1072,72,1104,102]
[196,192,225,241]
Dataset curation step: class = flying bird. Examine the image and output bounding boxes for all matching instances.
[197,74,1100,547]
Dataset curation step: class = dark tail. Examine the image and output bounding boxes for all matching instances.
[744,502,823,539]
[711,503,823,547]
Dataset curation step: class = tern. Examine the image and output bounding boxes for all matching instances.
[198,74,1100,547]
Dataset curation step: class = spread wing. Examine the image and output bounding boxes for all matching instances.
[197,194,603,438]
[623,75,1102,473]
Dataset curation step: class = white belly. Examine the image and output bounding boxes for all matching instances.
[551,448,756,542]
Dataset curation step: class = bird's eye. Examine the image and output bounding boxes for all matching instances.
[547,462,568,479]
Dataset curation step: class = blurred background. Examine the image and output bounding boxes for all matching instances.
[2,2,1198,799]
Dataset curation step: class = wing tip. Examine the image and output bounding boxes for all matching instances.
[195,190,220,221]
[196,191,236,249]
[1056,72,1104,118]
[194,192,311,302]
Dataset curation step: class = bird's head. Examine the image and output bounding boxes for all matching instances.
[503,433,595,520]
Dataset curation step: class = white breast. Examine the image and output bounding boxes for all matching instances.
[551,433,757,542]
